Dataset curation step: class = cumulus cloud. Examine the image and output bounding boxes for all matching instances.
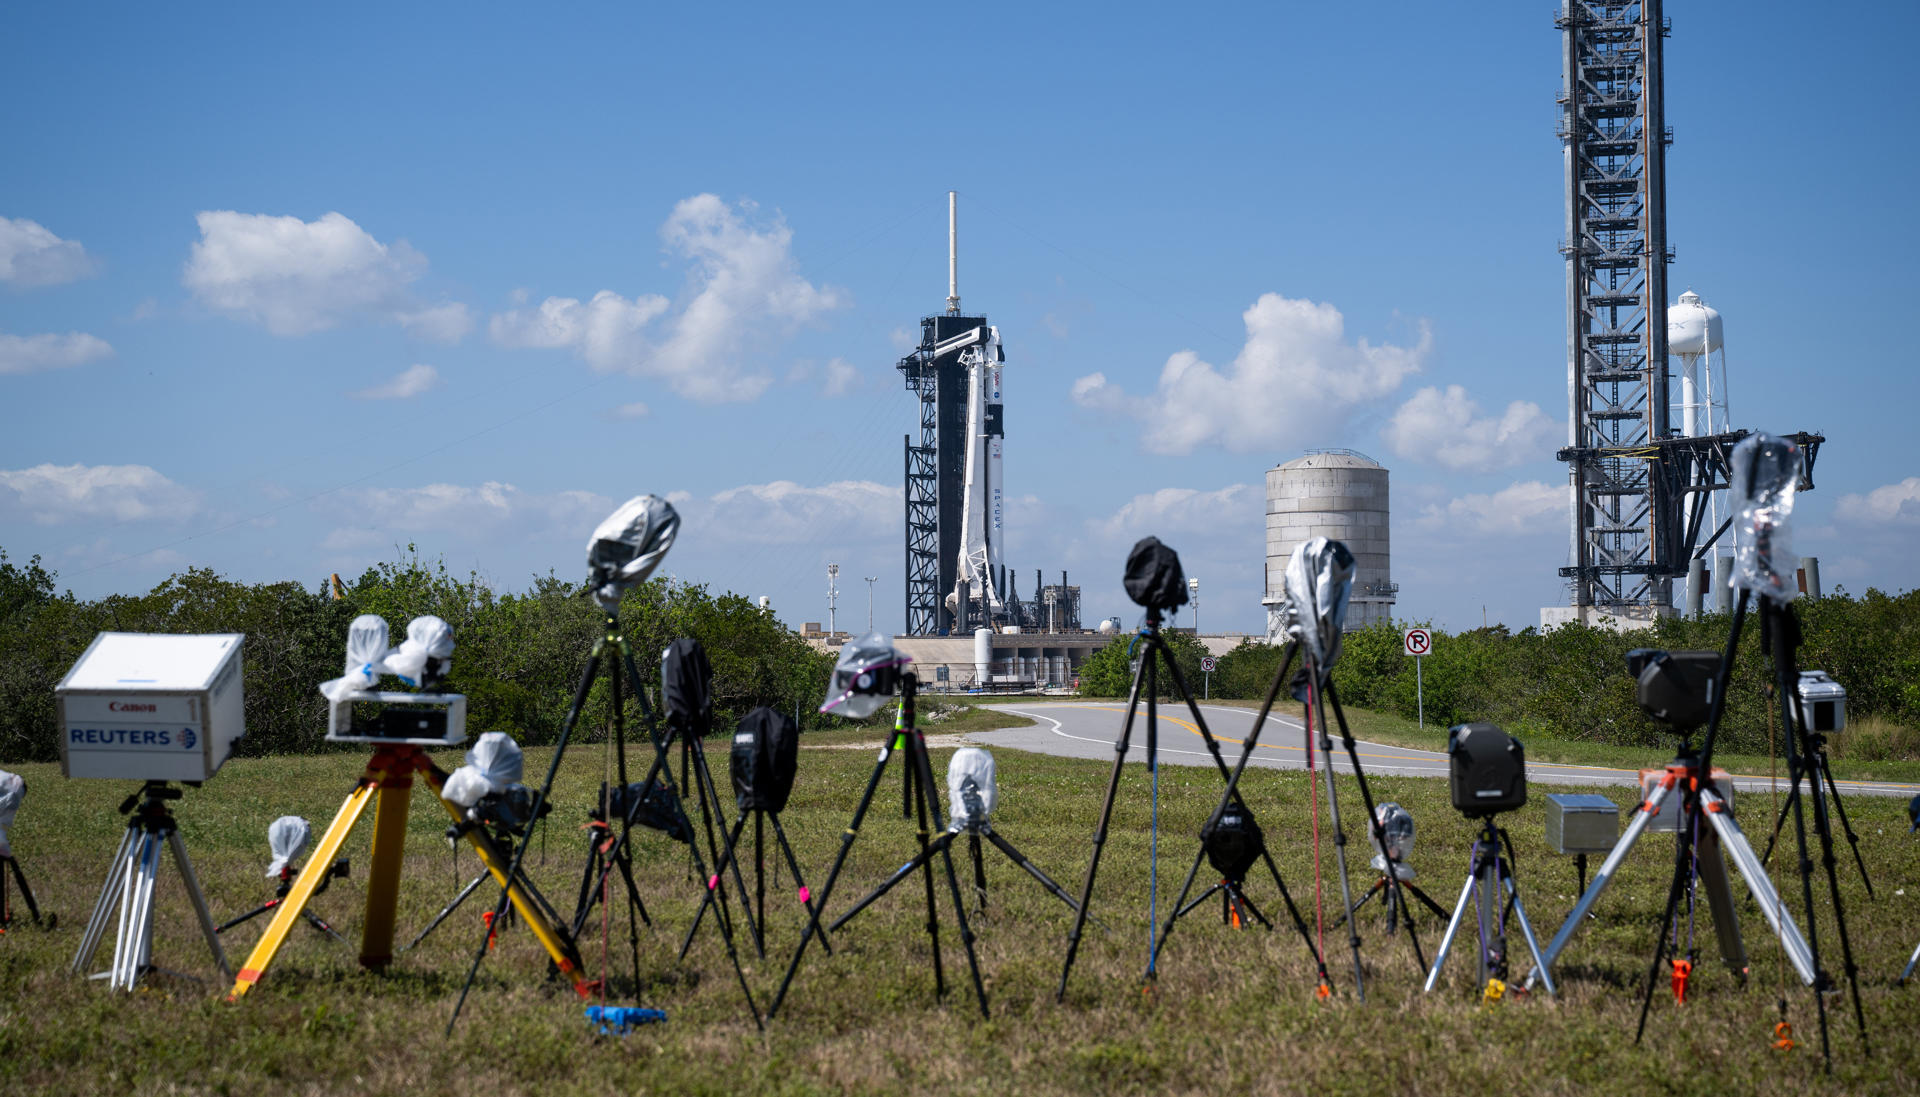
[489,194,846,403]
[1384,385,1557,472]
[183,210,470,337]
[1835,477,1920,526]
[0,463,200,523]
[823,357,860,396]
[352,364,440,400]
[1415,480,1565,536]
[1094,484,1260,542]
[0,217,95,287]
[668,480,898,545]
[1072,293,1428,455]
[0,331,113,375]
[318,481,611,535]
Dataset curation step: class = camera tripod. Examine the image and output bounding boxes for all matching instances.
[1,851,44,932]
[767,672,988,1020]
[229,743,585,1000]
[1334,869,1448,936]
[218,859,348,944]
[1423,815,1555,997]
[73,782,229,991]
[1757,727,1873,898]
[1061,617,1325,1000]
[447,613,760,1032]
[680,799,829,964]
[1526,591,1867,1070]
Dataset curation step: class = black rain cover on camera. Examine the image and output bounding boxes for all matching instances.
[1629,649,1720,729]
[1202,803,1265,882]
[1447,723,1526,816]
[731,706,799,813]
[660,637,714,740]
[1123,537,1189,611]
[612,779,691,844]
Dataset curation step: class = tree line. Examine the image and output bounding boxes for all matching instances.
[0,548,837,763]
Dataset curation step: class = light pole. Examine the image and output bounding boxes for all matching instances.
[1188,577,1199,633]
[827,563,840,635]
[864,575,878,633]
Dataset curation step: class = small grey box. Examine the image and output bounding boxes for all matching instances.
[1545,793,1619,855]
[1797,670,1846,733]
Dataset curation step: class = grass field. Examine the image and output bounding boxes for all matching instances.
[1,711,1916,1096]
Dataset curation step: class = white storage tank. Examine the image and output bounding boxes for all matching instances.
[973,628,992,682]
[1263,450,1395,640]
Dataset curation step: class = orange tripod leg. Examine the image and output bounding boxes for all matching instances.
[359,748,416,970]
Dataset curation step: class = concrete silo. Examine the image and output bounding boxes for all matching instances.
[1263,450,1396,641]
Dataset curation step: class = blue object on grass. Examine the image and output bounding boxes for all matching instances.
[584,1005,668,1034]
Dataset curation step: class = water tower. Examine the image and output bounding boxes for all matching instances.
[1668,289,1731,545]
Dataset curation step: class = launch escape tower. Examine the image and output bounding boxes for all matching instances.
[1554,1,1820,620]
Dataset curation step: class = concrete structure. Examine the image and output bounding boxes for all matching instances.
[892,632,1109,691]
[1263,450,1395,641]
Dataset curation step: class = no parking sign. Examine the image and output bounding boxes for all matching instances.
[1403,628,1432,657]
[1403,628,1432,727]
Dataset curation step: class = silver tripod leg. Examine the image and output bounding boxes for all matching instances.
[112,831,162,990]
[1503,875,1556,997]
[1423,864,1483,992]
[1698,788,1815,986]
[1526,777,1673,988]
[1902,939,1920,984]
[73,826,137,975]
[169,829,231,981]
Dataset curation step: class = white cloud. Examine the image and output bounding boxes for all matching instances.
[0,464,200,523]
[612,401,650,419]
[1094,484,1260,542]
[823,357,860,396]
[1835,477,1920,526]
[668,480,898,545]
[352,364,440,400]
[183,210,460,336]
[397,303,473,344]
[0,331,113,375]
[1415,480,1565,536]
[1072,293,1428,455]
[1384,384,1557,472]
[489,194,846,403]
[318,481,611,535]
[0,217,95,287]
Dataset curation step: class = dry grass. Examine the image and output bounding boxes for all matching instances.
[0,729,1916,1096]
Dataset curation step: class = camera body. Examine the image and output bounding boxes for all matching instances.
[1626,648,1721,730]
[1202,803,1264,882]
[1447,723,1526,817]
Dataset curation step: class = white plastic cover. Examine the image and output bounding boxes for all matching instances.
[320,614,393,701]
[947,747,997,828]
[1368,801,1416,879]
[441,730,523,809]
[820,632,912,719]
[1730,433,1800,605]
[0,770,23,858]
[386,615,454,687]
[1284,536,1355,672]
[266,815,311,877]
[587,495,681,611]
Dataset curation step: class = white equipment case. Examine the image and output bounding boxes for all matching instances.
[56,633,246,782]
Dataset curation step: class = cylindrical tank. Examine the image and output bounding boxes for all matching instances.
[1666,290,1723,356]
[973,628,991,682]
[1265,450,1393,632]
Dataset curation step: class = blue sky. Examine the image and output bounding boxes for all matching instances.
[4,1,1916,637]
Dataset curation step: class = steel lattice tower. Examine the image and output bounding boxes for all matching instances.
[900,312,989,636]
[1557,0,1674,613]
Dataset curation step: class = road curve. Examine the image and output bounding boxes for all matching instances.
[971,701,1920,799]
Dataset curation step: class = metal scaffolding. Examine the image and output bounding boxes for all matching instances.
[900,313,988,636]
[1558,0,1674,611]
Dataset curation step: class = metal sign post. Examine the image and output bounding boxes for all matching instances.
[1403,628,1432,729]
[1201,656,1216,699]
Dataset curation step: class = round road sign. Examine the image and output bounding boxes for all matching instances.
[1403,628,1432,657]
[1201,656,1217,673]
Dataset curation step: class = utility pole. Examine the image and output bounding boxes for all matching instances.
[865,575,878,633]
[827,563,840,635]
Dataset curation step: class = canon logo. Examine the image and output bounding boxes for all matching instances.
[109,701,157,713]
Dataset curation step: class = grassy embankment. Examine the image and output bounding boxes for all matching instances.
[0,703,1916,1096]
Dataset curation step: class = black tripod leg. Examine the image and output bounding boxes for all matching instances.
[827,832,952,932]
[571,824,607,931]
[1258,846,1330,982]
[756,811,766,935]
[5,859,42,925]
[1331,879,1384,931]
[1804,742,1869,1049]
[910,737,948,999]
[982,828,1087,920]
[766,813,832,955]
[685,735,759,956]
[1174,881,1226,919]
[1325,681,1427,975]
[1759,782,1802,869]
[1057,642,1151,1002]
[915,733,988,1019]
[767,730,903,1020]
[1636,815,1695,1044]
[681,814,752,961]
[1818,755,1874,899]
[1147,846,1213,978]
[1406,882,1450,922]
[216,903,275,935]
[407,872,489,950]
[1235,888,1274,929]
[302,910,346,943]
[969,832,987,914]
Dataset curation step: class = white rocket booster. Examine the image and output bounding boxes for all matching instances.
[955,326,1005,615]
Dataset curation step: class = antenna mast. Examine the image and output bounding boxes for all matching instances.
[946,190,960,315]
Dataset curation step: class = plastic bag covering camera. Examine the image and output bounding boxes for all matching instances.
[661,638,714,741]
[1730,432,1801,605]
[947,748,998,829]
[386,615,454,688]
[441,731,525,810]
[320,614,394,702]
[1122,536,1189,612]
[1284,536,1355,672]
[1368,802,1416,879]
[266,815,311,877]
[820,632,912,719]
[587,494,680,611]
[0,769,23,859]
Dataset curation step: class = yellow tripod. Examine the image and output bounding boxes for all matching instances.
[229,744,586,999]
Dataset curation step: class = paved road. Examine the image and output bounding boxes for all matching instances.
[973,701,1920,799]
